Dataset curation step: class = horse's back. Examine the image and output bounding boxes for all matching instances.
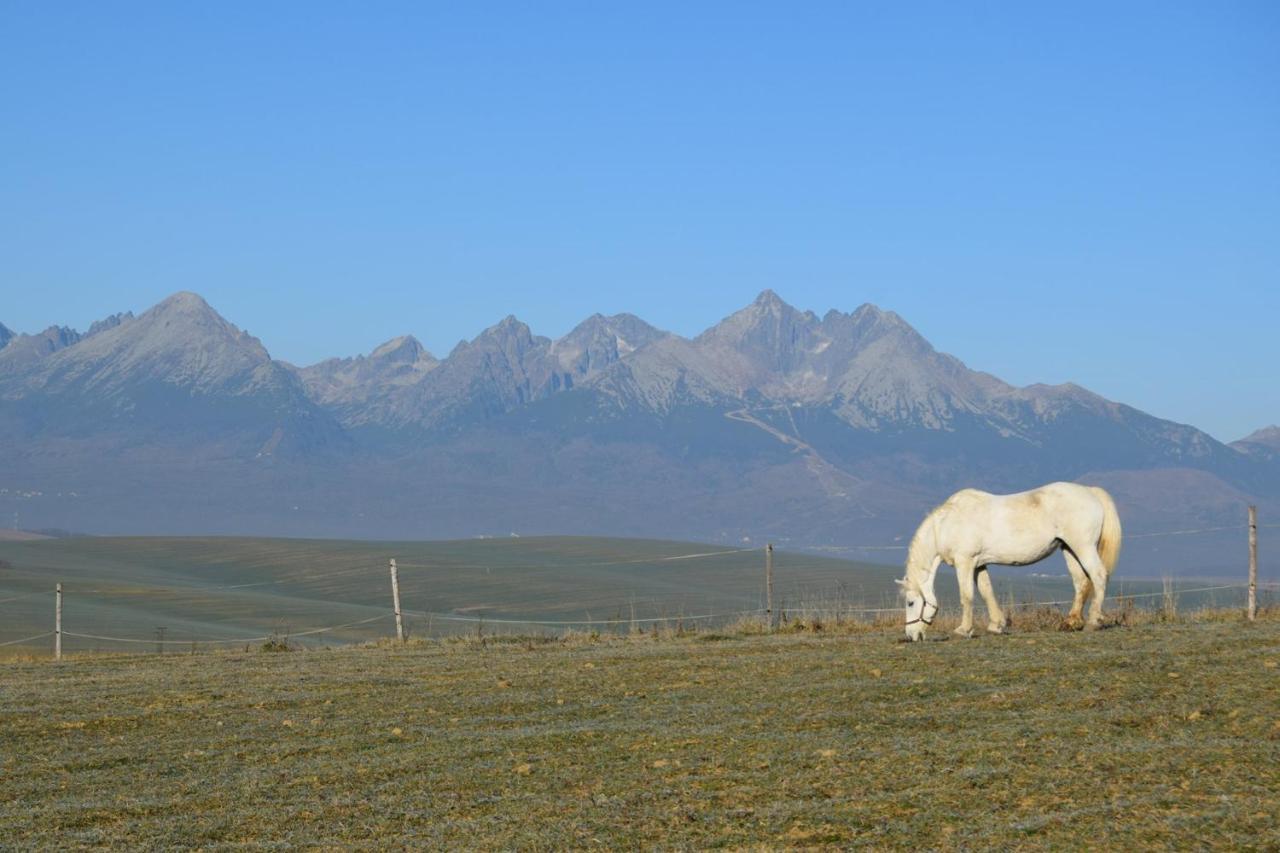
[974,482,1099,511]
[937,482,1108,531]
[943,488,992,510]
[943,482,1103,534]
[993,482,1110,543]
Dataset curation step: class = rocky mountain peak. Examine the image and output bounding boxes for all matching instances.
[0,321,13,350]
[86,312,135,338]
[753,288,786,310]
[297,333,439,417]
[0,292,284,399]
[845,302,917,336]
[0,325,83,372]
[153,290,213,313]
[125,291,270,362]
[42,325,82,349]
[1233,426,1280,457]
[369,335,431,364]
[1239,425,1280,445]
[494,314,529,333]
[551,312,665,380]
[808,303,935,366]
[557,312,662,351]
[696,291,821,374]
[0,292,346,459]
[459,315,546,357]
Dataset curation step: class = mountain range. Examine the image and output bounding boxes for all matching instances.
[1,290,1275,576]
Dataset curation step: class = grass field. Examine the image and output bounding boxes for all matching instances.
[1,615,1276,848]
[0,535,1135,653]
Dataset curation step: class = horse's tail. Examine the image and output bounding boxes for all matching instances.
[1088,486,1123,572]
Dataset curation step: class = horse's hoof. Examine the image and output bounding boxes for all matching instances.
[986,625,1006,636]
[953,627,974,639]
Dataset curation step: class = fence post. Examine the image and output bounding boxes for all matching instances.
[1247,506,1257,622]
[54,583,62,662]
[765,543,774,630]
[389,558,405,643]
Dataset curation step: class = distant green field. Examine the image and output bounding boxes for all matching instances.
[0,536,1227,655]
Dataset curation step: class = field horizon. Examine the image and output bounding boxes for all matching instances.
[1,534,1253,659]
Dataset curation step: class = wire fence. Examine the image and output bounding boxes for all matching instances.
[0,520,1273,656]
[59,614,395,647]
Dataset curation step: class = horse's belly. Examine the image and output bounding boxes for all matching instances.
[977,533,1059,567]
[999,543,1059,567]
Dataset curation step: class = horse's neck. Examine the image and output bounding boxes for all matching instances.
[906,514,941,588]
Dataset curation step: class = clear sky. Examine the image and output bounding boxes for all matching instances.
[2,2,1277,442]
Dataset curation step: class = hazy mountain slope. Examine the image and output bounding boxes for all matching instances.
[0,289,1273,578]
[569,291,1250,493]
[85,311,134,338]
[1232,426,1280,460]
[383,316,557,430]
[549,313,666,385]
[0,292,343,457]
[295,335,440,427]
[0,326,83,372]
[305,313,669,433]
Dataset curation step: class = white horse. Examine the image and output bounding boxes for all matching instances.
[897,482,1122,641]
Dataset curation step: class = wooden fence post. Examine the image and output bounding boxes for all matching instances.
[765,543,774,630]
[54,583,62,662]
[1247,506,1257,622]
[389,558,405,642]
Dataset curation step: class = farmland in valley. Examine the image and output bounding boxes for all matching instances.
[0,535,1131,652]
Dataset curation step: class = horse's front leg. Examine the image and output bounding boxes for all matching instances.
[954,560,976,638]
[975,566,1007,634]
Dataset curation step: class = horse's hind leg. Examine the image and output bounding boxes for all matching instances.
[975,566,1007,634]
[1073,545,1110,629]
[1062,549,1092,631]
[954,559,976,637]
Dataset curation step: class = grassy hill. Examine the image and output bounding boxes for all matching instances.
[0,618,1276,847]
[0,535,1220,654]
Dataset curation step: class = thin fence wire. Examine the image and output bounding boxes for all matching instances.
[398,606,762,627]
[1,520,1273,650]
[0,590,53,604]
[393,546,760,571]
[353,582,1276,627]
[60,613,394,647]
[67,562,386,597]
[1128,525,1248,539]
[0,631,54,647]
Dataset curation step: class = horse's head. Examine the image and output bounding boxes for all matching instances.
[896,577,938,642]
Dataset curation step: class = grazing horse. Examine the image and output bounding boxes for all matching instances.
[897,482,1122,641]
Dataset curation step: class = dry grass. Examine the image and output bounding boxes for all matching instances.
[722,599,1275,639]
[1,611,1277,849]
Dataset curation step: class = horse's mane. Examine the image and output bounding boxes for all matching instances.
[900,499,949,596]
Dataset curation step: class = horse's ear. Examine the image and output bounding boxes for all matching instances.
[894,578,905,587]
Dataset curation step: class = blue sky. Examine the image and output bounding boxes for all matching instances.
[2,2,1277,441]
